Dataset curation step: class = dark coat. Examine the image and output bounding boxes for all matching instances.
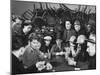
[40,41,53,53]
[50,43,64,55]
[21,46,44,68]
[12,54,38,74]
[63,29,75,42]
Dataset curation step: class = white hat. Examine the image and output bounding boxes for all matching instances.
[44,36,52,40]
[69,36,76,42]
[77,35,86,44]
[89,34,95,42]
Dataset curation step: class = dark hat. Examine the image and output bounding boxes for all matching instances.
[88,19,95,25]
[28,33,39,41]
[74,20,80,25]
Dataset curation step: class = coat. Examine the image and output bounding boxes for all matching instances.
[22,46,44,68]
[63,29,75,42]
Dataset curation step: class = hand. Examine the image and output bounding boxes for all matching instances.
[56,53,60,55]
[68,58,76,66]
[36,61,46,71]
[59,52,64,55]
[46,62,53,70]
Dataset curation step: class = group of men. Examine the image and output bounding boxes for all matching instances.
[12,15,96,74]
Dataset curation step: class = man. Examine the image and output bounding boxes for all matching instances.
[21,23,33,46]
[51,39,64,56]
[12,43,37,74]
[86,19,96,38]
[63,20,75,43]
[22,24,32,35]
[12,23,33,50]
[40,36,53,59]
[74,35,88,62]
[73,20,88,62]
[74,20,86,38]
[50,39,65,66]
[40,36,52,53]
[86,32,96,69]
[64,37,77,66]
[12,17,22,29]
[21,33,45,69]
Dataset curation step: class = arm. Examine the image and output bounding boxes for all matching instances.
[50,45,58,55]
[75,44,81,55]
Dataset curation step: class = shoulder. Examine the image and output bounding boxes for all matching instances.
[51,44,56,49]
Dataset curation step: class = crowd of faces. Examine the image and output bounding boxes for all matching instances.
[12,14,96,67]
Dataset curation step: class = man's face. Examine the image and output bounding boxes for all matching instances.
[87,25,91,31]
[87,42,95,56]
[31,39,41,50]
[44,40,51,46]
[15,18,22,24]
[74,25,81,32]
[65,21,71,30]
[87,33,96,56]
[23,25,32,34]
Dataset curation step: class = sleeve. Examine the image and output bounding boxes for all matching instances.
[12,54,28,74]
[50,45,57,55]
[21,49,30,67]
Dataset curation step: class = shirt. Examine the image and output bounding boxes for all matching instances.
[12,54,26,74]
[22,46,43,68]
